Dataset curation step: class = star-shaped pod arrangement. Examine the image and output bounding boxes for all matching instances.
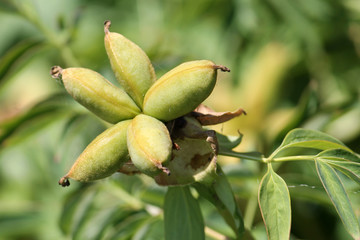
[51,21,245,187]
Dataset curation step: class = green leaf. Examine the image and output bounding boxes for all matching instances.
[272,128,350,157]
[0,39,43,88]
[54,113,106,166]
[194,166,245,239]
[108,211,150,240]
[132,217,164,240]
[327,161,360,185]
[316,149,360,185]
[59,185,96,235]
[258,164,291,240]
[216,132,243,152]
[164,186,205,240]
[315,159,360,239]
[317,149,360,163]
[0,93,75,147]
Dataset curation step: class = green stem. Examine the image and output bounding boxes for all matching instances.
[219,151,266,162]
[271,155,315,162]
[220,150,316,164]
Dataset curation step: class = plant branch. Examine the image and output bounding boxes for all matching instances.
[270,155,315,162]
[219,150,266,162]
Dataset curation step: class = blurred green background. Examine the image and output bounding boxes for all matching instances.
[0,0,359,239]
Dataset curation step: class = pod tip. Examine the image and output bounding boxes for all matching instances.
[159,165,171,176]
[104,20,111,33]
[50,66,63,78]
[59,176,70,187]
[214,65,230,72]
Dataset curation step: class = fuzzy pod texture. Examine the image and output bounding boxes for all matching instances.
[143,60,224,121]
[104,21,156,108]
[51,66,141,124]
[127,114,172,176]
[59,120,131,186]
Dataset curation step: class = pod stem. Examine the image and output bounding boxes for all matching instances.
[59,176,70,187]
[104,20,111,34]
[214,65,230,72]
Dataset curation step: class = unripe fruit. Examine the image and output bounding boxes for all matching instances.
[143,60,230,121]
[59,120,131,186]
[51,66,141,124]
[104,20,156,108]
[127,114,172,176]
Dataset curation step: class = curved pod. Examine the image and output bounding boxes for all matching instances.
[59,120,131,186]
[104,21,156,108]
[143,60,227,121]
[51,66,141,124]
[127,114,172,176]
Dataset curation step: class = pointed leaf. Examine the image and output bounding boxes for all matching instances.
[274,128,350,157]
[217,132,243,152]
[315,159,360,239]
[258,164,291,240]
[164,186,204,240]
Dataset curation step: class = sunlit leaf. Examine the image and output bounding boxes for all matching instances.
[315,159,360,239]
[164,186,205,240]
[258,164,291,240]
[273,128,350,157]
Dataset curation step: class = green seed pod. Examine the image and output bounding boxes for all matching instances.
[127,114,172,176]
[104,20,156,108]
[59,120,131,187]
[143,60,230,121]
[51,66,141,124]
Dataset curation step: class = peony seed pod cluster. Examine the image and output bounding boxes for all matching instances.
[52,20,244,187]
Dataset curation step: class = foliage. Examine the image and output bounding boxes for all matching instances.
[0,0,359,239]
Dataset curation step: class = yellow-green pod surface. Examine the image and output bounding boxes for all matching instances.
[127,114,172,176]
[61,120,131,184]
[55,67,141,124]
[143,60,219,121]
[104,21,156,108]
